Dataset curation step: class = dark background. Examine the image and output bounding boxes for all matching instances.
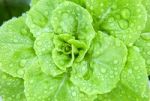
[0,0,30,25]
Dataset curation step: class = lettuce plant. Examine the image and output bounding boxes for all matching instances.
[0,0,150,101]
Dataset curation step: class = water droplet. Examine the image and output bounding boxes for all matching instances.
[31,25,35,29]
[112,5,117,9]
[20,59,27,67]
[21,29,27,35]
[147,43,150,47]
[134,66,139,70]
[17,69,24,76]
[121,8,130,19]
[147,51,150,55]
[128,43,133,46]
[30,80,34,84]
[44,11,49,16]
[2,75,7,79]
[13,39,18,43]
[146,59,150,65]
[118,19,129,29]
[108,17,115,22]
[101,68,106,73]
[0,62,2,67]
[113,60,118,64]
[115,15,121,19]
[71,91,77,96]
[128,69,132,74]
[141,33,150,40]
[9,64,13,67]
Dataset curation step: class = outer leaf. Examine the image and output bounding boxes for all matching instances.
[34,32,63,76]
[0,70,26,101]
[26,0,65,37]
[86,0,147,45]
[68,0,85,6]
[96,47,150,101]
[95,83,149,101]
[70,31,127,95]
[24,58,96,101]
[30,0,39,6]
[135,32,150,75]
[121,47,149,97]
[142,0,150,32]
[0,16,35,78]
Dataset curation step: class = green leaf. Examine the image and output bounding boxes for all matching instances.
[0,16,35,78]
[0,70,26,101]
[121,47,149,97]
[86,0,147,45]
[24,58,96,101]
[96,83,149,101]
[135,32,150,75]
[142,0,150,32]
[96,47,150,101]
[26,0,65,37]
[34,32,63,76]
[70,31,127,95]
[31,0,39,6]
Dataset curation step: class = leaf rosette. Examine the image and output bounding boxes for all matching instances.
[0,0,149,101]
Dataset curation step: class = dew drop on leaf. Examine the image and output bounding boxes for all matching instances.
[101,68,107,73]
[146,59,150,65]
[20,59,27,67]
[17,69,24,76]
[113,60,118,64]
[118,19,129,29]
[147,51,150,55]
[21,29,27,35]
[71,91,77,97]
[147,43,150,47]
[121,8,130,19]
[141,32,150,40]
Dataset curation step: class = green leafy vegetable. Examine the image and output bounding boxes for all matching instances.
[0,0,150,101]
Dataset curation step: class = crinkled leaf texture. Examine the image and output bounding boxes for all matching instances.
[135,32,150,75]
[142,0,150,32]
[0,0,150,101]
[0,70,26,101]
[0,16,35,78]
[33,1,95,76]
[70,31,127,95]
[85,0,147,46]
[24,58,97,101]
[96,47,150,101]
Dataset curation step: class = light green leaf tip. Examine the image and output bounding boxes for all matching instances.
[26,0,65,37]
[0,16,35,78]
[96,47,150,101]
[0,70,26,101]
[135,32,150,75]
[142,0,150,32]
[86,0,147,46]
[24,58,96,101]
